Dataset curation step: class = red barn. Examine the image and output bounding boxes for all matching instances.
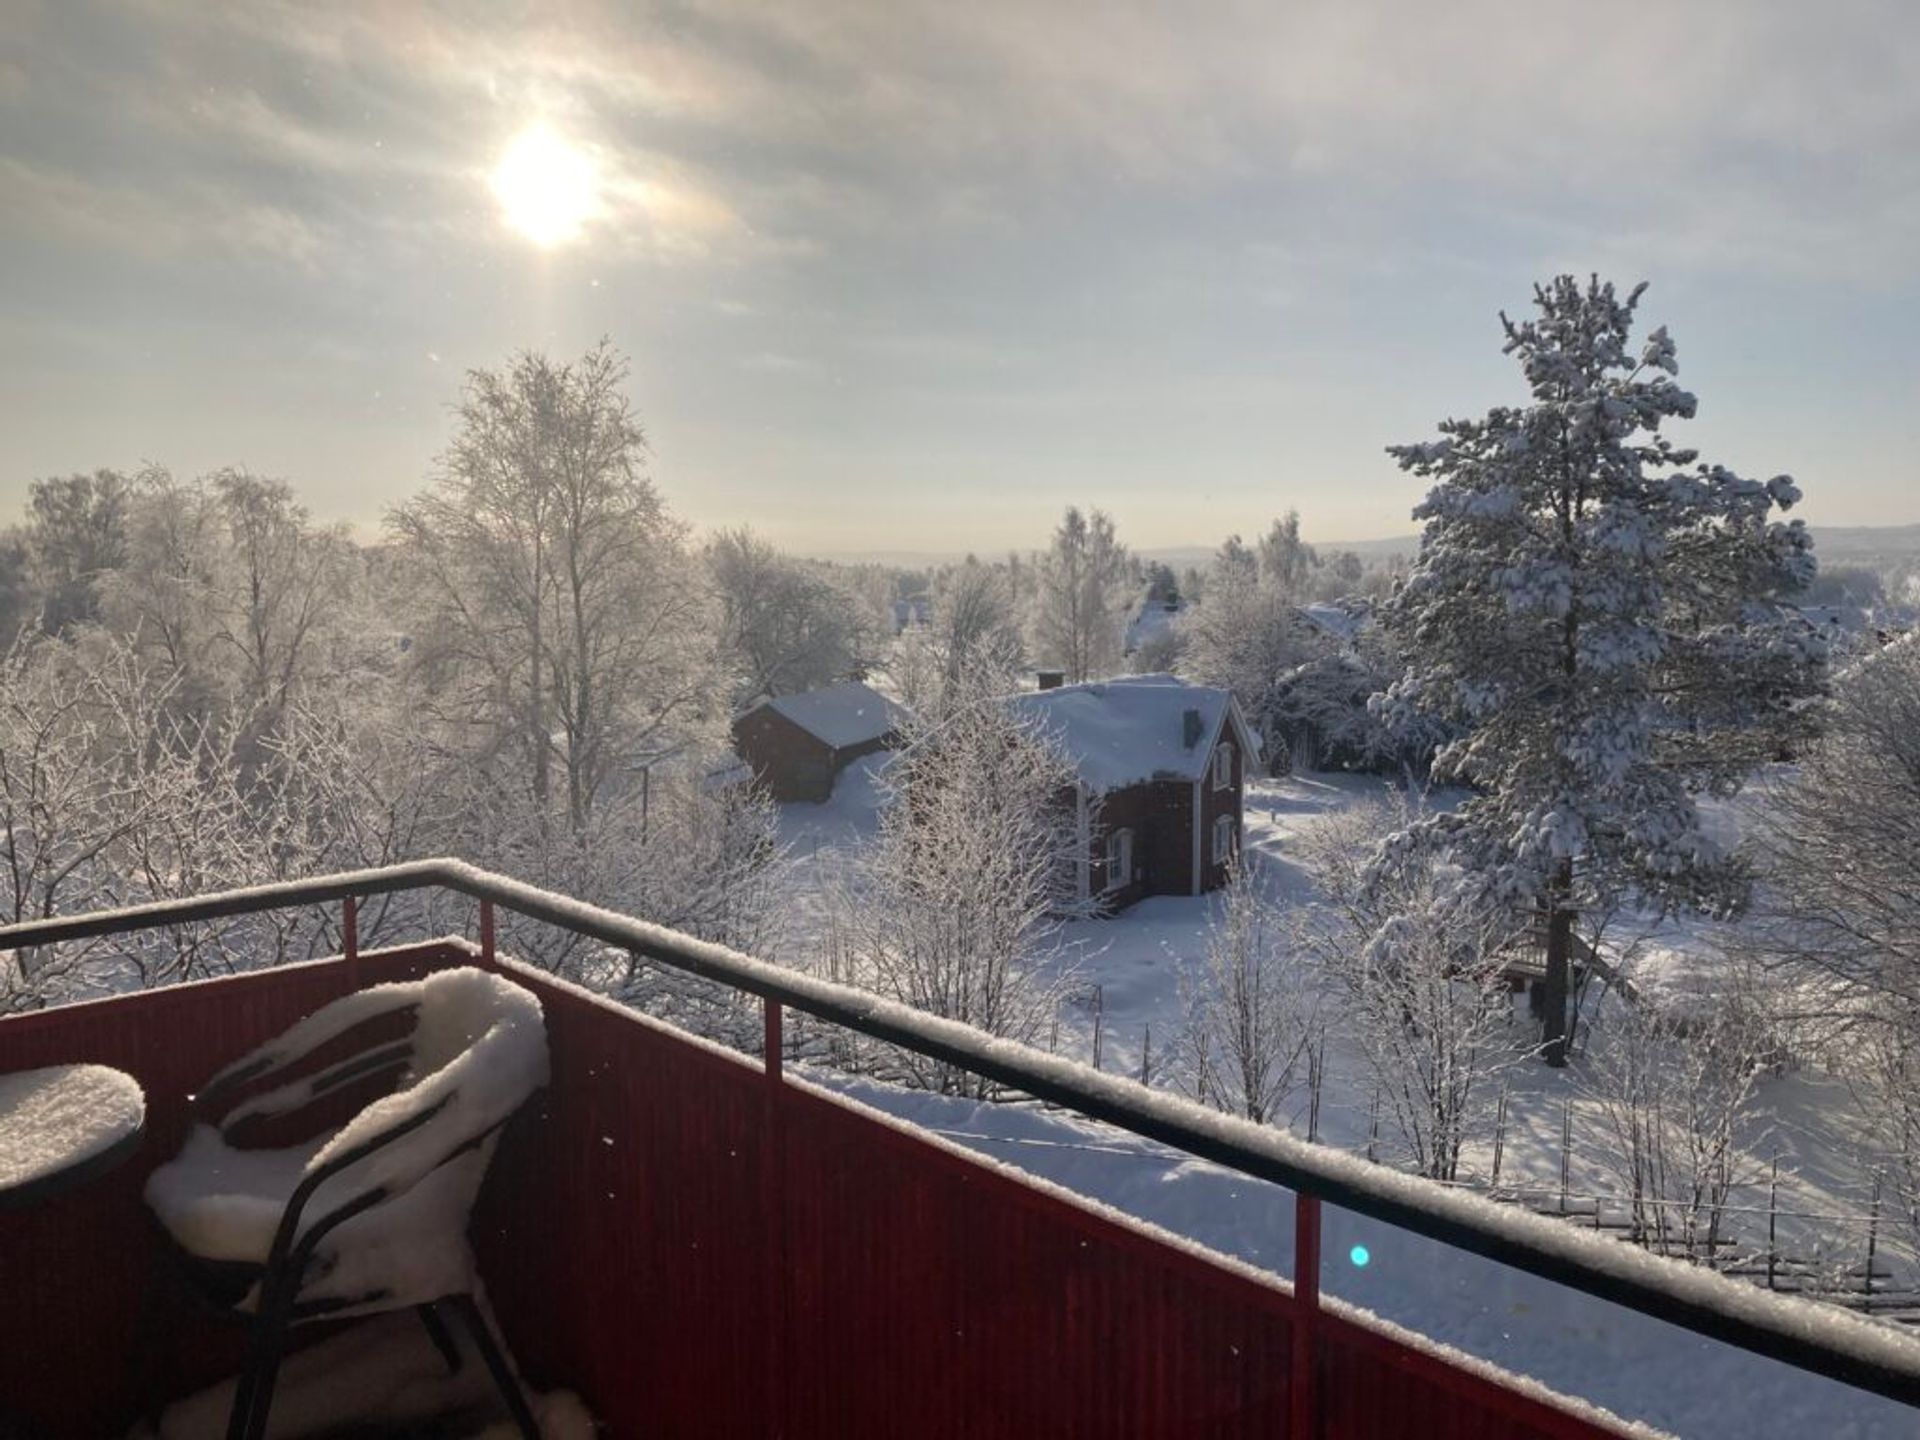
[1007,675,1257,911]
[732,680,906,803]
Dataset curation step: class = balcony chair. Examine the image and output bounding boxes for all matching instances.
[139,965,550,1440]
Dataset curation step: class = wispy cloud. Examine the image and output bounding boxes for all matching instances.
[2,0,1917,547]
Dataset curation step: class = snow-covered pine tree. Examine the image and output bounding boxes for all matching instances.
[1377,276,1824,1066]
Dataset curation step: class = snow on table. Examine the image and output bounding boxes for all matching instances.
[0,1063,145,1194]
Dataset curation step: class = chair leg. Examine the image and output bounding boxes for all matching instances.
[416,1300,464,1375]
[124,1240,174,1430]
[448,1294,541,1440]
[226,1278,296,1440]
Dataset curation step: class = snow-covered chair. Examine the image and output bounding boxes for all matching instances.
[141,966,550,1440]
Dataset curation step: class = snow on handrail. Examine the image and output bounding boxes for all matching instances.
[0,858,1917,1408]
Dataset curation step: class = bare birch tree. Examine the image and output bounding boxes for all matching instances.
[1295,797,1525,1181]
[1031,507,1128,684]
[1175,857,1321,1126]
[824,667,1086,1095]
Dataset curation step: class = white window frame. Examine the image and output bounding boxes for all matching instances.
[1212,813,1237,866]
[1212,741,1234,792]
[1104,827,1134,893]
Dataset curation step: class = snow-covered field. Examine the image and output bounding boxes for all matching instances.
[771,759,1918,1440]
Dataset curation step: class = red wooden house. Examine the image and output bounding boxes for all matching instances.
[1006,675,1258,910]
[732,680,906,803]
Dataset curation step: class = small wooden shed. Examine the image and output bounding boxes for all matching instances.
[732,681,906,803]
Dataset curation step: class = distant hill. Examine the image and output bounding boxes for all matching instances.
[807,524,1920,573]
[1807,524,1920,567]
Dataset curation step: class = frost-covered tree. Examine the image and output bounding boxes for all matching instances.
[1296,797,1524,1181]
[709,528,873,706]
[99,466,364,748]
[1144,561,1181,605]
[1581,976,1771,1257]
[823,668,1085,1095]
[0,633,346,1008]
[1749,636,1920,1019]
[391,342,721,832]
[1175,859,1320,1126]
[924,558,1026,697]
[203,470,355,738]
[26,469,130,635]
[1031,506,1129,683]
[1378,276,1824,1066]
[1182,531,1324,762]
[1256,510,1318,595]
[1745,635,1920,1252]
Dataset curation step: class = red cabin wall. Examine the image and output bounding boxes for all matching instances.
[1089,733,1243,911]
[1197,730,1245,893]
[732,706,839,803]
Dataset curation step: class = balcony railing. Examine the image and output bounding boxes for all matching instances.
[1,859,1917,1437]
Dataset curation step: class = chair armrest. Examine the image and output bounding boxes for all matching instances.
[259,1090,456,1286]
[261,1092,526,1309]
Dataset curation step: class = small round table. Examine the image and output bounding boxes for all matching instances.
[0,1062,146,1210]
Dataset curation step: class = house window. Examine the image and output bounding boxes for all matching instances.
[1212,741,1234,791]
[1212,813,1237,866]
[1104,827,1134,893]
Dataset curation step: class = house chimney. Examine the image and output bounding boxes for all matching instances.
[1036,669,1066,691]
[1182,708,1203,748]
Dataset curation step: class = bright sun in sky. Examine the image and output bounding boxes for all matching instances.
[491,123,599,248]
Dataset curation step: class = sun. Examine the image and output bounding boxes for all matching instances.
[491,123,599,248]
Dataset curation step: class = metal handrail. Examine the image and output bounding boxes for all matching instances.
[2,857,1917,1408]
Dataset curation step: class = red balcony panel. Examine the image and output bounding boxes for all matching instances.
[470,973,778,1437]
[1,945,1638,1438]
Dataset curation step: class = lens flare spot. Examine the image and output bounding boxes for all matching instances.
[1349,1244,1371,1268]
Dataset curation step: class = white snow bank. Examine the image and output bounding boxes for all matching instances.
[145,966,549,1312]
[0,1062,144,1190]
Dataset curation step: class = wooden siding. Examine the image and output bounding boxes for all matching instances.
[733,704,839,802]
[732,704,892,804]
[1087,733,1243,910]
[1198,730,1245,893]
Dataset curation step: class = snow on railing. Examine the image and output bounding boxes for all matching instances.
[1,857,1918,1411]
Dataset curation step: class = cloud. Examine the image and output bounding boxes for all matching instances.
[4,0,1918,543]
[12,0,1917,281]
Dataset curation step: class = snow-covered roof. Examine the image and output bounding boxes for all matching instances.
[758,681,906,751]
[1298,601,1369,642]
[1003,675,1255,792]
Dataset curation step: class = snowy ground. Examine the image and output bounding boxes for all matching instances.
[768,759,1917,1439]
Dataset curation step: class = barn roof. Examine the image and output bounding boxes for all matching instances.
[1003,674,1256,793]
[757,681,905,750]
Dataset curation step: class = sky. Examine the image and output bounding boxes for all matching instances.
[3,0,1918,557]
